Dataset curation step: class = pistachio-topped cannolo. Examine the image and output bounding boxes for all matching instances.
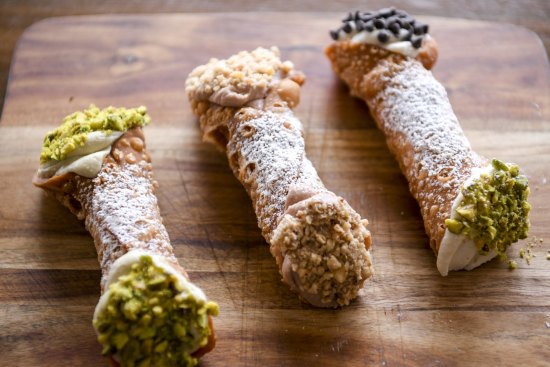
[325,9,531,275]
[186,47,373,307]
[33,105,218,366]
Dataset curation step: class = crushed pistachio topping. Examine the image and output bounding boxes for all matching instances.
[508,260,518,270]
[40,105,151,163]
[445,159,531,259]
[93,255,219,367]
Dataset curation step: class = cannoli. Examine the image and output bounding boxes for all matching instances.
[33,105,218,367]
[186,47,373,307]
[325,9,531,276]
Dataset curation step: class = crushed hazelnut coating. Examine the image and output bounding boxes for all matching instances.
[186,47,295,107]
[40,105,150,163]
[94,255,218,367]
[272,195,372,306]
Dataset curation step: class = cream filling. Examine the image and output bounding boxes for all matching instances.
[94,249,207,324]
[437,165,497,276]
[337,22,429,57]
[38,131,123,178]
[37,131,122,178]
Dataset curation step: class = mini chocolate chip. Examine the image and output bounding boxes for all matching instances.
[402,21,412,30]
[361,12,376,22]
[402,16,415,25]
[414,22,428,35]
[393,17,404,27]
[343,12,353,22]
[386,15,398,24]
[411,37,423,48]
[388,22,401,35]
[364,21,374,32]
[379,7,396,17]
[373,18,386,29]
[377,30,390,43]
[355,19,364,31]
[343,22,353,33]
[354,10,361,21]
[330,29,339,40]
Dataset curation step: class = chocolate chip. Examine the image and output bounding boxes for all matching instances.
[364,20,374,32]
[388,22,401,35]
[343,12,353,22]
[330,29,339,40]
[343,22,353,33]
[392,17,404,27]
[414,22,429,35]
[354,10,361,21]
[402,30,413,41]
[395,9,407,16]
[379,7,396,17]
[361,12,376,22]
[377,30,390,43]
[411,36,423,48]
[402,21,413,30]
[402,16,415,25]
[373,18,386,29]
[386,15,398,24]
[355,19,364,31]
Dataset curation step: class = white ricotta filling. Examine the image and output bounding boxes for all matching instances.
[38,131,123,178]
[437,165,497,276]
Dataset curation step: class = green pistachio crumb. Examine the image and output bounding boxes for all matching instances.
[444,159,531,259]
[508,260,518,269]
[492,159,509,172]
[40,104,151,163]
[445,219,463,234]
[93,254,218,367]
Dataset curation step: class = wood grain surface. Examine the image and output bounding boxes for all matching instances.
[1,1,549,118]
[1,13,550,367]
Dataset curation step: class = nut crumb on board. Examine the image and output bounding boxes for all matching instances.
[511,236,545,267]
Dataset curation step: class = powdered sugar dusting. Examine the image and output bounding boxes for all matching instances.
[74,159,177,289]
[227,109,323,239]
[380,60,474,184]
[368,59,485,249]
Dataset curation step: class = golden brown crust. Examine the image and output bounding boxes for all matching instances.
[326,39,488,255]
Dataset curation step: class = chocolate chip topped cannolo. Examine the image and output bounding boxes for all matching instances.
[325,9,531,276]
[33,105,218,367]
[186,47,373,307]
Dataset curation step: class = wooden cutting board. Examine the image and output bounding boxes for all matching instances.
[1,13,549,366]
